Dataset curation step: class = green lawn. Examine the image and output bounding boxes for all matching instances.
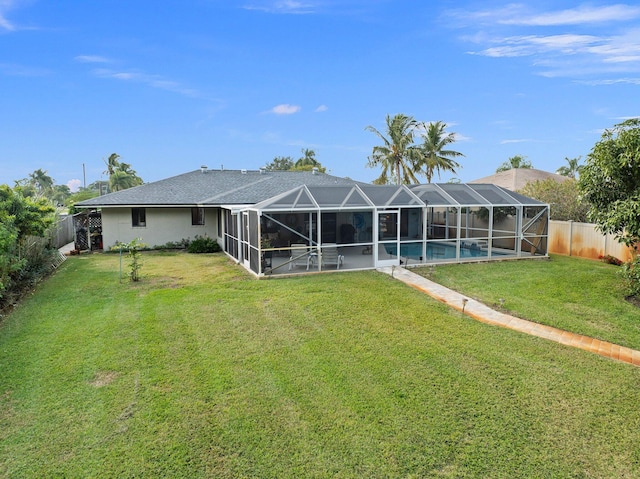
[414,254,640,350]
[1,252,640,478]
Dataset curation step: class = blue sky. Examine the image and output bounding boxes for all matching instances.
[1,1,640,190]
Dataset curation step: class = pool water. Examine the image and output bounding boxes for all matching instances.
[386,241,508,260]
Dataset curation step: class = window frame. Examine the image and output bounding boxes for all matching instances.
[191,207,205,226]
[132,207,146,227]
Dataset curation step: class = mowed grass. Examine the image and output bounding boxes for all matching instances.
[415,254,640,350]
[1,252,640,478]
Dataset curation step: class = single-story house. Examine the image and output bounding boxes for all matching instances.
[77,167,549,276]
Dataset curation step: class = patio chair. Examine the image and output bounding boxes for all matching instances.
[321,244,344,270]
[289,243,314,270]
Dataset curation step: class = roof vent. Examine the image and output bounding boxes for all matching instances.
[241,169,247,174]
[259,167,266,174]
[221,164,224,171]
[312,167,319,175]
[200,165,208,173]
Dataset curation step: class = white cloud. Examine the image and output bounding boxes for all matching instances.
[271,104,301,114]
[448,4,640,27]
[0,13,13,30]
[500,139,532,144]
[75,55,111,64]
[0,0,40,32]
[315,104,328,112]
[92,68,201,98]
[449,4,640,80]
[578,78,640,86]
[67,179,81,192]
[506,4,640,26]
[471,34,604,58]
[243,1,318,14]
[453,133,471,142]
[0,0,18,31]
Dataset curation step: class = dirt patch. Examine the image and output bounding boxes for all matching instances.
[626,296,640,309]
[146,276,183,289]
[89,371,120,388]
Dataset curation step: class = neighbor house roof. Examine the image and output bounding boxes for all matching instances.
[76,169,363,208]
[469,168,570,192]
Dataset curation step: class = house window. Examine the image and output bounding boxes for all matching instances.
[192,207,205,226]
[132,208,146,227]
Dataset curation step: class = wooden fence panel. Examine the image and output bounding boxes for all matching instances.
[50,215,75,249]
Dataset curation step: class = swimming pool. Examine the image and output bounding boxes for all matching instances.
[385,241,509,260]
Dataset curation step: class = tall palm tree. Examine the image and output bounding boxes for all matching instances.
[103,154,143,192]
[365,114,422,185]
[496,155,532,173]
[28,169,54,197]
[418,121,464,183]
[295,148,319,168]
[556,156,582,178]
[103,153,121,176]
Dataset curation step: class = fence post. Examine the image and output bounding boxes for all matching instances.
[568,221,573,257]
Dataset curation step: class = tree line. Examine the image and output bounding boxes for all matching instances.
[0,152,143,310]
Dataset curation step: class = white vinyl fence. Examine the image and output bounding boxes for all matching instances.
[549,220,635,262]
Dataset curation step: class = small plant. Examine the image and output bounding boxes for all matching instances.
[120,238,147,281]
[187,235,221,254]
[599,254,623,266]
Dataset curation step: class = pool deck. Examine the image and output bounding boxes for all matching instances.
[379,265,640,368]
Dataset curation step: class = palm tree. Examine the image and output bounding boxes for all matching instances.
[496,155,533,173]
[50,185,71,205]
[103,154,143,192]
[28,169,54,197]
[103,153,121,176]
[365,114,422,185]
[292,148,326,172]
[295,148,319,168]
[109,170,142,192]
[418,121,464,183]
[556,156,582,178]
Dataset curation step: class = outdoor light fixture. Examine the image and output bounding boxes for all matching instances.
[462,298,469,313]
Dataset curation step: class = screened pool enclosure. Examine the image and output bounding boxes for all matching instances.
[225,183,548,276]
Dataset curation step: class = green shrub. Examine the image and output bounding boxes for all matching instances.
[621,255,640,297]
[187,236,220,254]
[0,186,56,310]
[153,238,190,250]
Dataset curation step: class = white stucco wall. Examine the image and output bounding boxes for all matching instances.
[101,207,219,249]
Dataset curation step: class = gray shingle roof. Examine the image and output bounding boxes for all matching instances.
[76,169,363,207]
